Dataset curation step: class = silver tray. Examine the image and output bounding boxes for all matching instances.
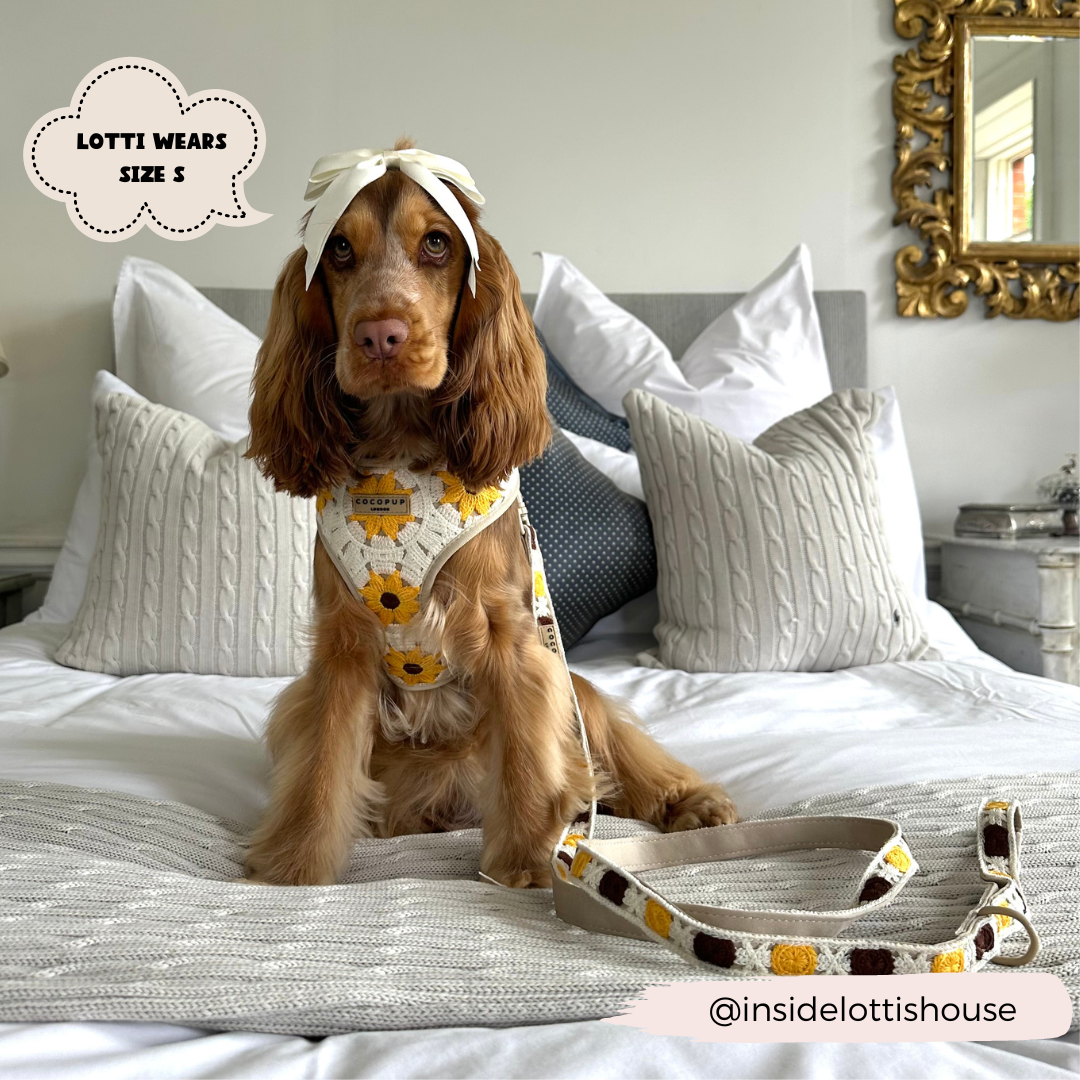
[954,503,1065,539]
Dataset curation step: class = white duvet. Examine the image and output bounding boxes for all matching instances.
[0,605,1077,1079]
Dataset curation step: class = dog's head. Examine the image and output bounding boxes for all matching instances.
[247,140,550,497]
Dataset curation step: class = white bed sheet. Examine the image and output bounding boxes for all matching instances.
[0,604,1077,1079]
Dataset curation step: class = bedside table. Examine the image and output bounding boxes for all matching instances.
[930,534,1079,685]
[0,573,37,629]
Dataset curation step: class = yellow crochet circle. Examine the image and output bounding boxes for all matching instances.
[884,846,912,873]
[996,900,1012,930]
[771,944,817,976]
[931,949,965,973]
[570,851,592,879]
[644,900,672,938]
[985,800,1009,810]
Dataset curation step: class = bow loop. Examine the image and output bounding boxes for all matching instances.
[302,147,484,290]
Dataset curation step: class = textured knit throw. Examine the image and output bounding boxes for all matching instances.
[0,773,1073,1035]
[56,393,315,677]
[624,388,930,673]
[316,465,520,689]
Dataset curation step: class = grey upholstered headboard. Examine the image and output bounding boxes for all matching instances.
[198,288,868,390]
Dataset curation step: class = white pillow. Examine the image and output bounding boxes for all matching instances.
[27,372,146,624]
[32,261,259,624]
[869,387,926,604]
[114,256,259,442]
[535,248,926,601]
[533,244,832,442]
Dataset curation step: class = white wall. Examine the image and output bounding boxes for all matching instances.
[1,0,1077,560]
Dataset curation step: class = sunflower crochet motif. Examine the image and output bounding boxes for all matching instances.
[437,472,502,522]
[385,646,445,686]
[360,570,420,626]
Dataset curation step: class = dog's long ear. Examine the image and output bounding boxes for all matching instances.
[246,248,361,498]
[433,223,550,489]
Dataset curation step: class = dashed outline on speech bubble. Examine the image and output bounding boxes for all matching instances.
[23,56,271,242]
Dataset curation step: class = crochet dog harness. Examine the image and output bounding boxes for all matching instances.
[317,464,1039,976]
[316,464,557,690]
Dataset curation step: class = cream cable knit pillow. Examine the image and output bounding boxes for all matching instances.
[56,393,313,677]
[624,388,929,673]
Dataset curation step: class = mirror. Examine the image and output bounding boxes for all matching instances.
[892,5,1078,321]
[967,34,1078,247]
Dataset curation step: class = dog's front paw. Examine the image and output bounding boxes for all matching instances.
[480,848,553,889]
[243,835,341,886]
[663,783,738,831]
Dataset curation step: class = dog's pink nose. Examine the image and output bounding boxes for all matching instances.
[353,318,409,360]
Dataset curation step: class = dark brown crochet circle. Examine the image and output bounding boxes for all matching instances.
[693,933,736,967]
[983,824,1009,857]
[598,870,629,906]
[974,924,995,960]
[859,875,892,903]
[849,947,895,975]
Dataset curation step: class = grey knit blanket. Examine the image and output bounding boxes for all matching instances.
[0,773,1074,1035]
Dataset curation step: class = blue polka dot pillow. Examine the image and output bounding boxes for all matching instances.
[519,331,656,647]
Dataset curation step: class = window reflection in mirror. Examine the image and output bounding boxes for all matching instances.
[970,36,1078,246]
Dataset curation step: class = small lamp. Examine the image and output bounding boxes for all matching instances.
[0,339,7,379]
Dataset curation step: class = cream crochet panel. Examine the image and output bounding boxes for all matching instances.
[316,465,521,689]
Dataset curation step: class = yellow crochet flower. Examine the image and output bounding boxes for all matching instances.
[360,570,420,626]
[349,472,415,540]
[315,490,334,515]
[771,944,817,976]
[534,571,546,598]
[437,471,502,522]
[885,846,911,873]
[385,646,444,686]
[644,900,672,938]
[931,949,965,973]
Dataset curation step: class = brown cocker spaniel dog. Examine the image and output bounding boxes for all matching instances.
[244,140,736,888]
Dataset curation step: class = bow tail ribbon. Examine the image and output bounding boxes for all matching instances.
[303,161,386,287]
[397,161,479,296]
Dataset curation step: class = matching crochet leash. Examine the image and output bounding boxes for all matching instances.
[518,500,1040,976]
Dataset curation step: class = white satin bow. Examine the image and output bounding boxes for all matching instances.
[302,147,485,292]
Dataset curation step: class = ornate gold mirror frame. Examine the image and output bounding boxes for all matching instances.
[893,1,1079,319]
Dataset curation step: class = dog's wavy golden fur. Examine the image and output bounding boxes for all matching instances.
[244,139,736,888]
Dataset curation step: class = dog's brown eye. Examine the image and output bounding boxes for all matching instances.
[422,232,448,258]
[330,236,353,264]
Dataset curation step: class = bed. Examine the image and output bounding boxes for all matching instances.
[0,287,1076,1079]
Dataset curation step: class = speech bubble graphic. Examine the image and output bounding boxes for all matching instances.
[24,57,270,241]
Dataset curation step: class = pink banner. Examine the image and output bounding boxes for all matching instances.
[603,973,1073,1043]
